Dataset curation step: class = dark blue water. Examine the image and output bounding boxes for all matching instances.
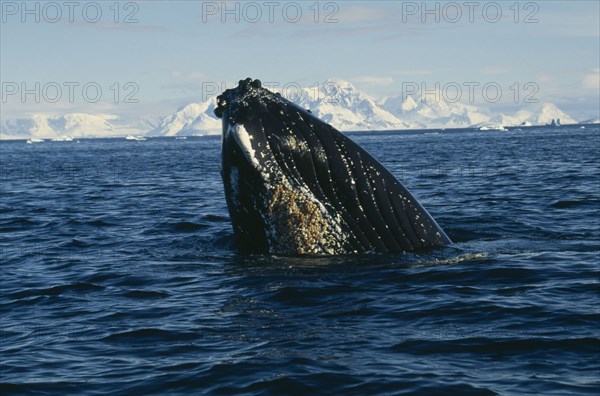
[1,125,599,395]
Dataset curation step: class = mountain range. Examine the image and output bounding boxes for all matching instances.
[1,80,593,140]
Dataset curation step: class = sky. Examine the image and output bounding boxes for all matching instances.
[1,0,599,123]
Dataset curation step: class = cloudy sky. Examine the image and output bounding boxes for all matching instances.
[1,0,599,121]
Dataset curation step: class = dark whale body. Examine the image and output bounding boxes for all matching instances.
[215,78,451,255]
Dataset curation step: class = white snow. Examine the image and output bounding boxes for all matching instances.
[534,103,577,125]
[1,113,143,140]
[379,94,492,129]
[294,79,417,131]
[146,100,221,137]
[1,79,588,140]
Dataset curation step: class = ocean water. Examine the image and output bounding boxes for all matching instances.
[1,125,598,395]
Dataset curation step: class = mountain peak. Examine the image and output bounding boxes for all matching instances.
[148,97,220,137]
[536,102,576,125]
[323,78,357,91]
[401,96,418,112]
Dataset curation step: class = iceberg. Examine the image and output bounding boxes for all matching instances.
[125,135,146,141]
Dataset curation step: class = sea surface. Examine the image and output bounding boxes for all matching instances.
[1,125,599,395]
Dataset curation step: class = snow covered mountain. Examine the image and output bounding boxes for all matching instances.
[293,80,418,131]
[378,94,491,129]
[144,79,415,137]
[0,113,144,140]
[532,103,577,125]
[377,94,580,130]
[147,100,220,137]
[150,80,581,136]
[476,103,577,128]
[1,80,585,140]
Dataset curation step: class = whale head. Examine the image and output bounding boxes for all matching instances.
[214,78,451,255]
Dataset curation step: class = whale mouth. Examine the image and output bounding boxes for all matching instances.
[215,78,451,255]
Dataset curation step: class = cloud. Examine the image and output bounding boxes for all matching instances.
[392,69,436,76]
[480,66,512,75]
[581,68,600,90]
[353,76,394,85]
[68,21,167,33]
[535,72,556,83]
[172,70,206,80]
[337,5,388,24]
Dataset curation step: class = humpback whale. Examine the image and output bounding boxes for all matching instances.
[215,78,451,255]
